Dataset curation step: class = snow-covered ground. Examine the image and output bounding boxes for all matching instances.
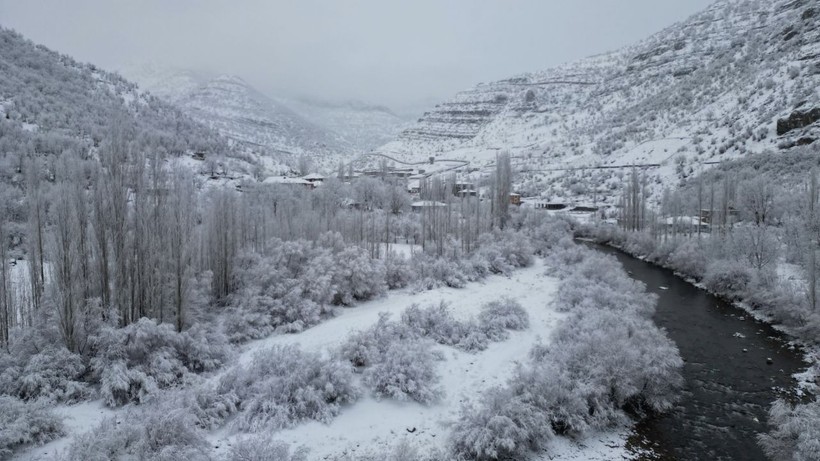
[13,259,632,461]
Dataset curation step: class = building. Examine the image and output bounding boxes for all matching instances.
[302,173,326,184]
[534,202,568,211]
[407,180,421,194]
[262,176,314,189]
[660,216,711,233]
[411,200,448,212]
[453,181,475,196]
[510,193,522,206]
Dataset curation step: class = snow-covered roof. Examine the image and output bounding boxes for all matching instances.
[302,173,326,181]
[262,176,312,185]
[411,200,447,208]
[662,216,707,226]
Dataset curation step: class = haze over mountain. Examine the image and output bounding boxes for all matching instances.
[123,63,411,166]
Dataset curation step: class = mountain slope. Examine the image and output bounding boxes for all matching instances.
[283,97,409,152]
[125,65,411,165]
[380,0,820,204]
[173,75,353,167]
[0,27,258,183]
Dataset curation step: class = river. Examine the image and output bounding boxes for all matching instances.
[592,244,809,461]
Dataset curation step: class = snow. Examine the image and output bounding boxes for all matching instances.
[209,260,629,459]
[13,401,114,461]
[12,259,632,461]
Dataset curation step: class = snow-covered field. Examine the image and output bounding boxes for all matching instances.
[13,259,632,461]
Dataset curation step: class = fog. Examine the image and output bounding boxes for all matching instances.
[0,0,714,110]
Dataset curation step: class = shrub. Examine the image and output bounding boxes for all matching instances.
[168,385,240,430]
[332,247,388,305]
[226,435,308,461]
[449,387,549,461]
[703,259,754,298]
[0,396,64,458]
[92,318,231,407]
[339,313,416,368]
[666,239,709,278]
[67,407,211,461]
[478,297,529,332]
[218,345,358,431]
[401,302,464,347]
[1,346,88,402]
[363,337,442,404]
[758,398,820,461]
[529,218,573,255]
[474,230,535,275]
[412,254,468,290]
[384,253,415,289]
[221,306,274,344]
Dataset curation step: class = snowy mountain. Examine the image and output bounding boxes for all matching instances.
[120,62,211,103]
[172,74,354,168]
[124,65,411,168]
[0,27,258,182]
[380,0,820,204]
[283,97,410,152]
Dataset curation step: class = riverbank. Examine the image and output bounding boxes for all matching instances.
[577,225,819,393]
[576,228,820,459]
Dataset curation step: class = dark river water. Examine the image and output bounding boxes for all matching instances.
[591,244,809,461]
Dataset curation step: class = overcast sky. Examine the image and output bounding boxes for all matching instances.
[0,0,714,110]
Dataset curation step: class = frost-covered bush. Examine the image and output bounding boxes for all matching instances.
[92,318,231,407]
[0,396,64,458]
[474,229,535,275]
[702,259,754,298]
[332,246,388,305]
[758,398,820,461]
[225,435,308,461]
[666,239,709,278]
[218,345,358,431]
[556,277,656,316]
[384,253,416,289]
[450,386,549,461]
[363,337,442,404]
[412,253,468,290]
[221,306,275,344]
[340,313,416,368]
[529,218,573,254]
[168,385,240,430]
[0,346,88,402]
[340,312,443,403]
[401,302,465,347]
[537,309,683,420]
[328,440,446,461]
[478,297,529,332]
[544,242,589,275]
[67,407,211,461]
[400,300,526,352]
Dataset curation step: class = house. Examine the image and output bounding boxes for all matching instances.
[411,200,448,212]
[262,176,314,189]
[302,173,326,184]
[192,152,206,161]
[407,180,421,194]
[510,193,522,206]
[534,202,568,211]
[660,216,710,233]
[453,181,475,196]
[570,205,599,213]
